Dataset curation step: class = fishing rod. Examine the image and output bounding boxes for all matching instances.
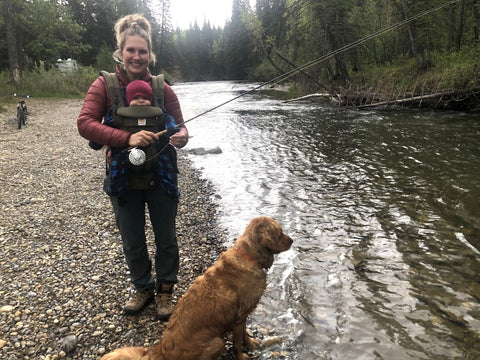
[129,0,459,166]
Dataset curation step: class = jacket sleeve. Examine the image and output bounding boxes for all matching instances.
[77,77,131,148]
[164,84,188,134]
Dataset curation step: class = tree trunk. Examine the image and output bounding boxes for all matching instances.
[473,0,480,42]
[258,38,285,75]
[456,0,466,50]
[3,0,21,85]
[399,0,423,69]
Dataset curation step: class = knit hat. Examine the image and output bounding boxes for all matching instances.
[126,80,153,104]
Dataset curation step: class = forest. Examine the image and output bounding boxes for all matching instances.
[1,0,479,109]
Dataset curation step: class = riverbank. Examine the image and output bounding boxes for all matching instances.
[289,47,480,111]
[0,99,238,359]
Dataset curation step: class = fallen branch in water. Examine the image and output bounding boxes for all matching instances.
[284,93,331,103]
[355,87,480,109]
[355,91,452,108]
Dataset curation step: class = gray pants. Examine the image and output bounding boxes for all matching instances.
[110,188,179,292]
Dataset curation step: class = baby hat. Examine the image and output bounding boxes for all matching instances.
[126,80,153,104]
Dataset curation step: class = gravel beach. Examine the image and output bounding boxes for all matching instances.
[0,99,231,359]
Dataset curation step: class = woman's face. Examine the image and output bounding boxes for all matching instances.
[120,35,150,80]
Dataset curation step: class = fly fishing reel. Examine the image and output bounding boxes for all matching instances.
[128,147,147,166]
[127,127,182,166]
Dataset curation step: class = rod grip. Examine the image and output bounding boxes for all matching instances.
[155,127,180,137]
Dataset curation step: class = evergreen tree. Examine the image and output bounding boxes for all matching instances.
[68,0,118,67]
[2,0,21,84]
[149,0,174,74]
[223,0,255,79]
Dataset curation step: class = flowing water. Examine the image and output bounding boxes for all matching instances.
[172,81,480,360]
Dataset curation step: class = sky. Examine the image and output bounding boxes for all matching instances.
[170,0,255,29]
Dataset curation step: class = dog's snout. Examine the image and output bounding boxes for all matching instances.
[283,233,293,247]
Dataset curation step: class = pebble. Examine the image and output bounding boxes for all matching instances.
[262,336,283,347]
[60,335,78,354]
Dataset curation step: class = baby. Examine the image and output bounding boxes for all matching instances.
[89,80,166,150]
[126,79,153,107]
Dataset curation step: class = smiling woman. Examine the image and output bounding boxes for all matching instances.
[171,0,259,29]
[77,12,190,321]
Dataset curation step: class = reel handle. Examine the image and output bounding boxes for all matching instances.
[128,128,180,166]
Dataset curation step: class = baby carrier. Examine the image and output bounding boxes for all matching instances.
[100,71,179,198]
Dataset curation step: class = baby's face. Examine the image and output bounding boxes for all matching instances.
[130,96,151,106]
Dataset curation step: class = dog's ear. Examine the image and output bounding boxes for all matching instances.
[251,217,292,254]
[244,217,277,268]
[253,217,280,245]
[247,217,276,242]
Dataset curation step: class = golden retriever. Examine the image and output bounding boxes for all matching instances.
[101,216,293,360]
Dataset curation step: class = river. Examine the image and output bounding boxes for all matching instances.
[172,81,480,360]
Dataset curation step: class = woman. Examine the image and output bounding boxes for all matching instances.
[77,14,188,320]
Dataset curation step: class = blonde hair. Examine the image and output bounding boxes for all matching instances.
[112,14,156,65]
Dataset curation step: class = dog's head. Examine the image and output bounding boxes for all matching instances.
[240,216,293,269]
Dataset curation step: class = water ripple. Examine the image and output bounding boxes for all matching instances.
[174,81,480,359]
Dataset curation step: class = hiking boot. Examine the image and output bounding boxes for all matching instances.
[124,288,154,314]
[155,283,174,320]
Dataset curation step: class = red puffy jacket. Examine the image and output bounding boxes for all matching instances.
[77,65,185,149]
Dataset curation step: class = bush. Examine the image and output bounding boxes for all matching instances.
[96,44,116,72]
[0,71,16,98]
[435,46,480,89]
[347,46,480,96]
[0,62,99,103]
[248,59,279,81]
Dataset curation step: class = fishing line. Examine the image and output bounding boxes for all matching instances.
[132,0,459,165]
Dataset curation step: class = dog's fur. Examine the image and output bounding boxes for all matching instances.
[101,216,293,360]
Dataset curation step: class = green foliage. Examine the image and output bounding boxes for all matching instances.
[434,46,480,88]
[223,0,257,79]
[349,45,480,96]
[1,0,479,96]
[0,72,16,112]
[0,63,98,100]
[172,24,228,81]
[20,0,88,67]
[96,44,117,72]
[248,59,279,81]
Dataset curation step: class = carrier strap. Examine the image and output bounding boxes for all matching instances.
[101,70,123,113]
[151,74,165,108]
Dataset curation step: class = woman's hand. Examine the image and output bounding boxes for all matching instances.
[128,130,158,147]
[169,128,189,148]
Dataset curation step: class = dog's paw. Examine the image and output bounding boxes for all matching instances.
[234,353,251,360]
[100,346,149,360]
[244,335,260,350]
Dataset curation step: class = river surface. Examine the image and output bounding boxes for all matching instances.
[172,81,480,360]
